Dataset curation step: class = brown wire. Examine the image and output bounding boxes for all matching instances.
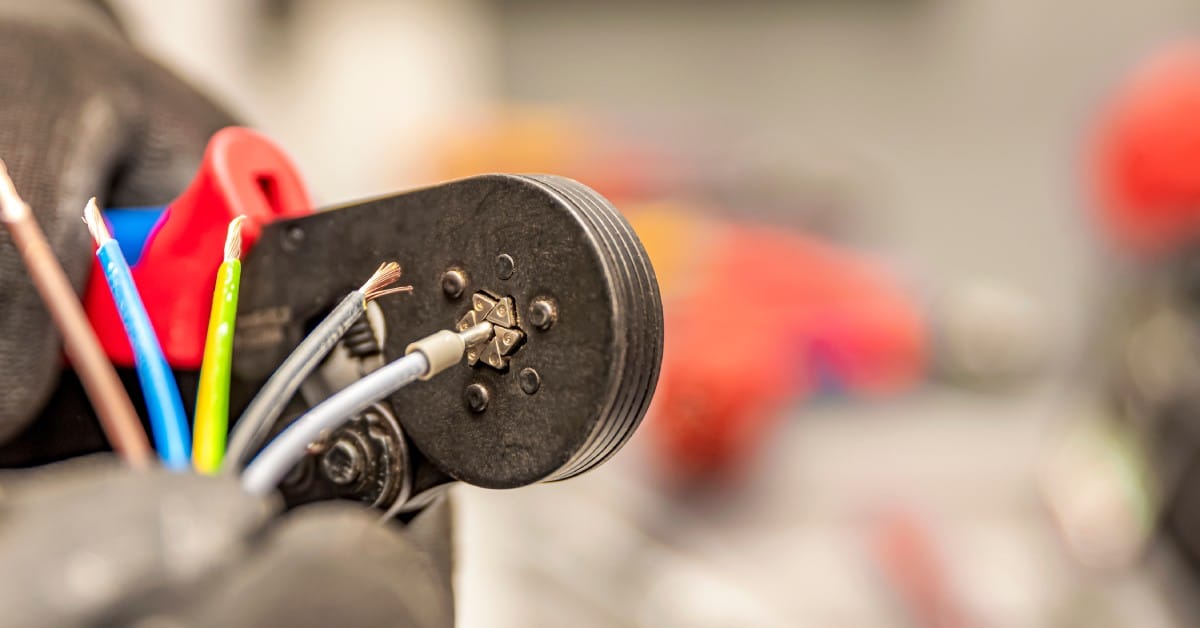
[0,163,152,468]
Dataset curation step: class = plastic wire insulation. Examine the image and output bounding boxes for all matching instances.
[192,258,241,473]
[96,239,191,469]
[222,291,366,472]
[241,351,429,495]
[2,216,153,467]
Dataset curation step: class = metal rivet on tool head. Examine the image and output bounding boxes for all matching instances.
[441,269,467,299]
[320,438,364,485]
[465,383,490,412]
[282,225,305,252]
[495,254,515,280]
[519,367,541,395]
[528,297,557,330]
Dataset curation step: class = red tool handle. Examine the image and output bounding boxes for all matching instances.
[85,127,313,368]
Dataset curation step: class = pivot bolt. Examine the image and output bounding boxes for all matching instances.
[519,367,541,395]
[528,297,558,330]
[441,269,467,299]
[321,437,365,485]
[495,254,515,280]
[465,383,490,412]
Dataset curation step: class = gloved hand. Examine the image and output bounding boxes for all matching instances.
[0,0,231,439]
[0,4,455,627]
[0,459,454,628]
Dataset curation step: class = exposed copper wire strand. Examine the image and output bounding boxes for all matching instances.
[82,197,111,244]
[224,215,247,262]
[360,261,412,301]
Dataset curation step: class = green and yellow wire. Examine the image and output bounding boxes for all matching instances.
[193,216,246,474]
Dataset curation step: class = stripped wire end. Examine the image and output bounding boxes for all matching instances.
[83,197,111,245]
[360,261,413,301]
[0,159,30,222]
[224,215,248,261]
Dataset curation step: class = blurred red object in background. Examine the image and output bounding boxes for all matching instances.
[635,208,926,484]
[1096,42,1200,256]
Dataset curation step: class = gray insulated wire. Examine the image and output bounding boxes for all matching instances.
[223,291,366,472]
[241,351,430,496]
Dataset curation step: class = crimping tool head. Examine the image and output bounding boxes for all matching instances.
[232,174,663,498]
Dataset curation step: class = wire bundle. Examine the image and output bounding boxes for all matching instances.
[82,196,429,486]
[3,165,490,513]
[222,262,411,472]
[77,198,425,482]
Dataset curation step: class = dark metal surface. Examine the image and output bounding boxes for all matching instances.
[232,174,663,496]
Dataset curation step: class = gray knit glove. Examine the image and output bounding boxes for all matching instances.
[0,0,233,440]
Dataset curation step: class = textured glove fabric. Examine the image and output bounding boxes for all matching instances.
[0,458,455,628]
[0,0,233,440]
[0,458,277,628]
[184,501,455,628]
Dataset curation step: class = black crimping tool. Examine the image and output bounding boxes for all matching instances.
[234,173,663,512]
[4,128,662,516]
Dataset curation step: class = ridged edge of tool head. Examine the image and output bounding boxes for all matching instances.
[519,175,664,482]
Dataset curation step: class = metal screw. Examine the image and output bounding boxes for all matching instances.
[441,269,467,298]
[465,383,490,412]
[495,254,515,280]
[282,225,305,252]
[519,367,541,394]
[321,438,365,485]
[528,298,558,330]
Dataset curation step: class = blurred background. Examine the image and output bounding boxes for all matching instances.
[106,0,1200,625]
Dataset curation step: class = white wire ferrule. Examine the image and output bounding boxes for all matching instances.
[406,322,492,380]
